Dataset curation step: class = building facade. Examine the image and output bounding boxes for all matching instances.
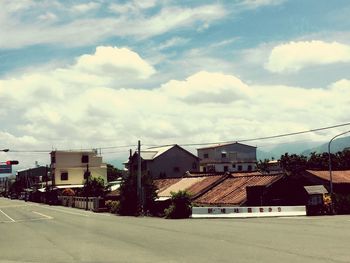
[16,166,48,190]
[126,145,199,179]
[197,142,257,172]
[50,150,107,187]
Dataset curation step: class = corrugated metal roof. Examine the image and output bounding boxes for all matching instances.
[304,185,328,195]
[154,178,182,193]
[193,174,283,206]
[306,170,350,184]
[155,175,224,198]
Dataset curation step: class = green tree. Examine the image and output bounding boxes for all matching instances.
[279,153,307,175]
[118,173,157,216]
[257,159,270,174]
[165,190,192,219]
[107,164,126,182]
[82,176,105,197]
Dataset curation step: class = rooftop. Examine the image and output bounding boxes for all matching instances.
[193,173,284,206]
[154,174,225,199]
[197,142,257,150]
[306,170,350,184]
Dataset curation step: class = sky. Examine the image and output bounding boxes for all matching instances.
[1,0,350,169]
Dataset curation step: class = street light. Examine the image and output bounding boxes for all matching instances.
[328,130,350,214]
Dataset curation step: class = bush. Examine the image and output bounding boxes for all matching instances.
[334,194,350,214]
[165,190,192,219]
[105,200,120,214]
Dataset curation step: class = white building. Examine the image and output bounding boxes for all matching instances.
[50,150,107,187]
[197,142,257,172]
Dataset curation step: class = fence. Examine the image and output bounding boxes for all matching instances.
[58,196,104,212]
[192,206,306,218]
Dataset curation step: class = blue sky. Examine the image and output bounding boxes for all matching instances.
[1,0,350,168]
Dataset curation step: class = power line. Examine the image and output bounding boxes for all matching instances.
[6,122,350,153]
[177,122,350,147]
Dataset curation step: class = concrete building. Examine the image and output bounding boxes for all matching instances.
[16,166,48,190]
[50,150,107,187]
[197,142,257,172]
[126,145,199,179]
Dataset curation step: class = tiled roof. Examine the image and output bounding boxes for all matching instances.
[193,173,283,206]
[155,175,224,198]
[306,170,350,184]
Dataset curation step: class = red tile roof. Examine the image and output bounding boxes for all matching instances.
[193,173,283,206]
[306,170,350,184]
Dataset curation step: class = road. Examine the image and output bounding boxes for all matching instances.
[0,197,349,263]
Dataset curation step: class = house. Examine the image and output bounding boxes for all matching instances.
[303,170,350,195]
[126,144,199,179]
[16,166,48,190]
[197,142,257,173]
[193,172,284,206]
[50,150,107,189]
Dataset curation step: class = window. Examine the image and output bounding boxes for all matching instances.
[224,166,228,172]
[221,152,227,158]
[204,153,209,158]
[232,164,236,168]
[248,165,252,171]
[61,172,68,181]
[173,167,180,172]
[238,165,242,171]
[82,155,89,163]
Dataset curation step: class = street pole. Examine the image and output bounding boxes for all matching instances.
[328,130,350,214]
[137,140,142,214]
[86,163,89,211]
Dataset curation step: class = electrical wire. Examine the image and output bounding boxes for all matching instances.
[6,122,350,153]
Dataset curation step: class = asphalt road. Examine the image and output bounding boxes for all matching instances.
[0,197,349,263]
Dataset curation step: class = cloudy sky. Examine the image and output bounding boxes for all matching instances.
[1,0,350,168]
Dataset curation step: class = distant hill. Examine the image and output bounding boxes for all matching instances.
[257,136,350,161]
[302,136,350,155]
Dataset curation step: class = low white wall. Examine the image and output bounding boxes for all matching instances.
[192,206,306,218]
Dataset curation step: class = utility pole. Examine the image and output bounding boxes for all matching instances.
[137,140,143,214]
[45,165,48,203]
[85,163,90,211]
[328,130,350,214]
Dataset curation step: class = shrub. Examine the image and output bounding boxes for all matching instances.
[165,190,192,219]
[105,200,120,214]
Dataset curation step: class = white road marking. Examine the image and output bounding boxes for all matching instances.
[0,209,16,222]
[33,205,89,217]
[0,204,32,209]
[32,211,53,219]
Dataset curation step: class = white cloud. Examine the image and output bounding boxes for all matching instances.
[1,47,350,166]
[74,46,156,79]
[159,71,252,104]
[0,2,227,49]
[71,2,101,13]
[37,12,57,22]
[265,40,350,73]
[158,37,189,50]
[238,0,286,10]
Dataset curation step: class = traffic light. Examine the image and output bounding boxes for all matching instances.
[6,160,19,165]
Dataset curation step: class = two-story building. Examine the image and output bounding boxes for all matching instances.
[197,142,257,172]
[126,144,199,179]
[50,150,107,188]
